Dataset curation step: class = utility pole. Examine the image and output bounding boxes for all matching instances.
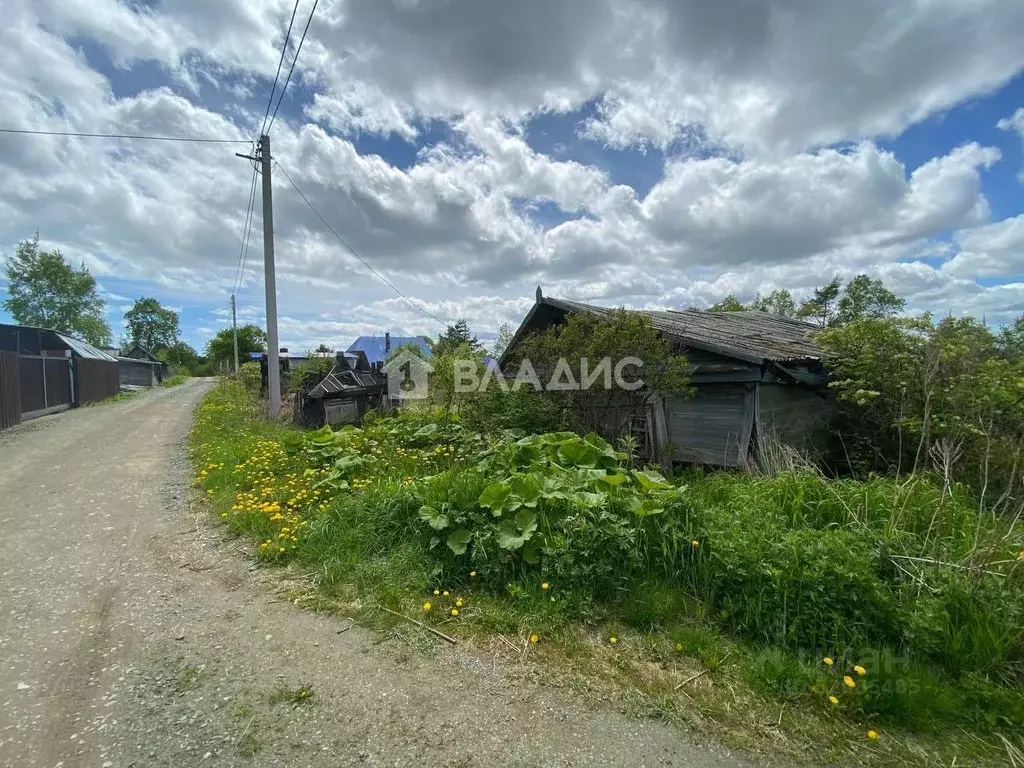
[258,134,281,418]
[230,293,239,375]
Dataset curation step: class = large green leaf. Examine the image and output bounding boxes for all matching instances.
[556,439,601,468]
[596,470,629,487]
[510,474,542,507]
[496,520,533,550]
[522,541,541,564]
[631,469,673,491]
[571,490,607,509]
[513,508,538,535]
[413,423,439,437]
[478,481,512,515]
[418,505,450,530]
[446,528,472,555]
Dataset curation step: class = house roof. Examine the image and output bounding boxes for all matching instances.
[122,343,161,362]
[346,335,432,365]
[506,296,821,366]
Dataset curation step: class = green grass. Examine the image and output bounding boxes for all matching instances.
[189,381,1024,768]
[162,373,190,387]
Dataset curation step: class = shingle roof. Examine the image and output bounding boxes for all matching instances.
[346,335,431,365]
[539,297,821,364]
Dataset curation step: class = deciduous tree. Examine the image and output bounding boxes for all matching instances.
[124,297,179,351]
[2,234,111,346]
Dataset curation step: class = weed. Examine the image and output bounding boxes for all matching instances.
[270,684,314,706]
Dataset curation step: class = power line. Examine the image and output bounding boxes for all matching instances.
[232,163,259,296]
[265,0,319,135]
[0,127,247,143]
[260,0,301,137]
[275,161,449,326]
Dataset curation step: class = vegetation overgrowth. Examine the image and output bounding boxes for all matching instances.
[191,379,1023,767]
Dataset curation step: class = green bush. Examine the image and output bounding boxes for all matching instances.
[239,361,261,393]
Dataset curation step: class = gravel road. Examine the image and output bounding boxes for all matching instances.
[0,380,762,768]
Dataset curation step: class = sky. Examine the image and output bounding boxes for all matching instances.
[0,0,1023,354]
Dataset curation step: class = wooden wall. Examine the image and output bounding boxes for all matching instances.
[0,351,21,430]
[75,359,119,405]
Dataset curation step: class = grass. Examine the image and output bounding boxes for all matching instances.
[189,381,1024,768]
[162,373,190,388]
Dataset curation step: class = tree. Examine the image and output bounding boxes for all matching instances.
[491,322,516,358]
[314,343,332,354]
[157,340,200,371]
[124,297,179,351]
[205,324,266,367]
[433,319,482,357]
[707,295,745,312]
[997,314,1024,362]
[796,277,842,326]
[749,289,796,317]
[3,234,111,346]
[834,275,905,326]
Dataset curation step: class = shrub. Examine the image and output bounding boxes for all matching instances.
[239,361,261,393]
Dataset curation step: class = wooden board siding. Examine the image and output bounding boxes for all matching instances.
[756,383,833,458]
[665,384,754,467]
[118,358,157,388]
[0,351,21,430]
[75,359,119,405]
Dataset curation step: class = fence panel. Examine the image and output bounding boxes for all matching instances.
[0,351,21,430]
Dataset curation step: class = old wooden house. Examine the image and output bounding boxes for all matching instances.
[118,344,168,388]
[500,291,832,468]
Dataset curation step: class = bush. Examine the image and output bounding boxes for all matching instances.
[239,361,261,393]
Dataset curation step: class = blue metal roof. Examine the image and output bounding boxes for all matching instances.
[346,335,432,365]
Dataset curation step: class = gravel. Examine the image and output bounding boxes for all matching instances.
[0,380,763,768]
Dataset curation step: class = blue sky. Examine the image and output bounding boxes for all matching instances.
[2,0,1023,353]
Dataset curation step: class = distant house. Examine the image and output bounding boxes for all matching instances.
[0,323,120,429]
[500,290,832,468]
[347,333,432,366]
[119,344,168,387]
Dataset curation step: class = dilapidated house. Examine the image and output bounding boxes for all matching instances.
[500,291,832,468]
[294,351,389,427]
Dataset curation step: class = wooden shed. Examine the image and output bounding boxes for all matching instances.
[500,292,832,468]
[0,323,121,429]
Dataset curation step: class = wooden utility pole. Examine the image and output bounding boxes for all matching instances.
[230,293,239,375]
[259,134,281,418]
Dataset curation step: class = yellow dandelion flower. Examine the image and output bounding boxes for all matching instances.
[691,540,700,548]
[675,643,683,652]
[450,608,459,617]
[433,589,440,596]
[541,582,549,590]
[423,602,432,612]
[529,634,539,644]
[853,665,866,676]
[867,730,878,740]
[443,590,449,596]
[843,675,856,689]
[609,636,618,645]
[470,571,477,577]
[823,657,834,666]
[455,599,463,608]
[828,695,839,705]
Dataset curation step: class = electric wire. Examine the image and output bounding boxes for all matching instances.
[265,0,319,135]
[275,161,448,326]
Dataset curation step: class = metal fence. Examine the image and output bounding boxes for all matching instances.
[19,354,73,418]
[0,351,21,430]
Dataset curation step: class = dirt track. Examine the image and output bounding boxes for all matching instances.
[0,380,761,767]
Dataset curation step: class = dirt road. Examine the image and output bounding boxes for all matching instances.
[0,380,758,768]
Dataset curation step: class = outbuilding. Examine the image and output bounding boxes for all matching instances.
[500,291,832,468]
[0,323,120,430]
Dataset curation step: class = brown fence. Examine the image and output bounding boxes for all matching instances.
[18,355,73,418]
[0,351,20,430]
[75,358,119,405]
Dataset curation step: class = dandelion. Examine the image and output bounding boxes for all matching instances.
[541,582,549,590]
[433,589,440,596]
[691,540,700,548]
[867,730,878,740]
[450,608,459,617]
[843,675,856,689]
[423,602,432,612]
[675,643,683,652]
[609,636,618,645]
[529,634,539,644]
[443,591,449,597]
[455,599,463,608]
[853,665,866,676]
[470,571,477,577]
[823,656,834,666]
[828,695,839,705]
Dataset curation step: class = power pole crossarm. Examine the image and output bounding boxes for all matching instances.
[259,134,282,418]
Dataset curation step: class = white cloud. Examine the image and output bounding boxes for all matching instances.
[943,215,1024,278]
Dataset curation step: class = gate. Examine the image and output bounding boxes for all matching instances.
[0,351,21,430]
[19,353,73,419]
